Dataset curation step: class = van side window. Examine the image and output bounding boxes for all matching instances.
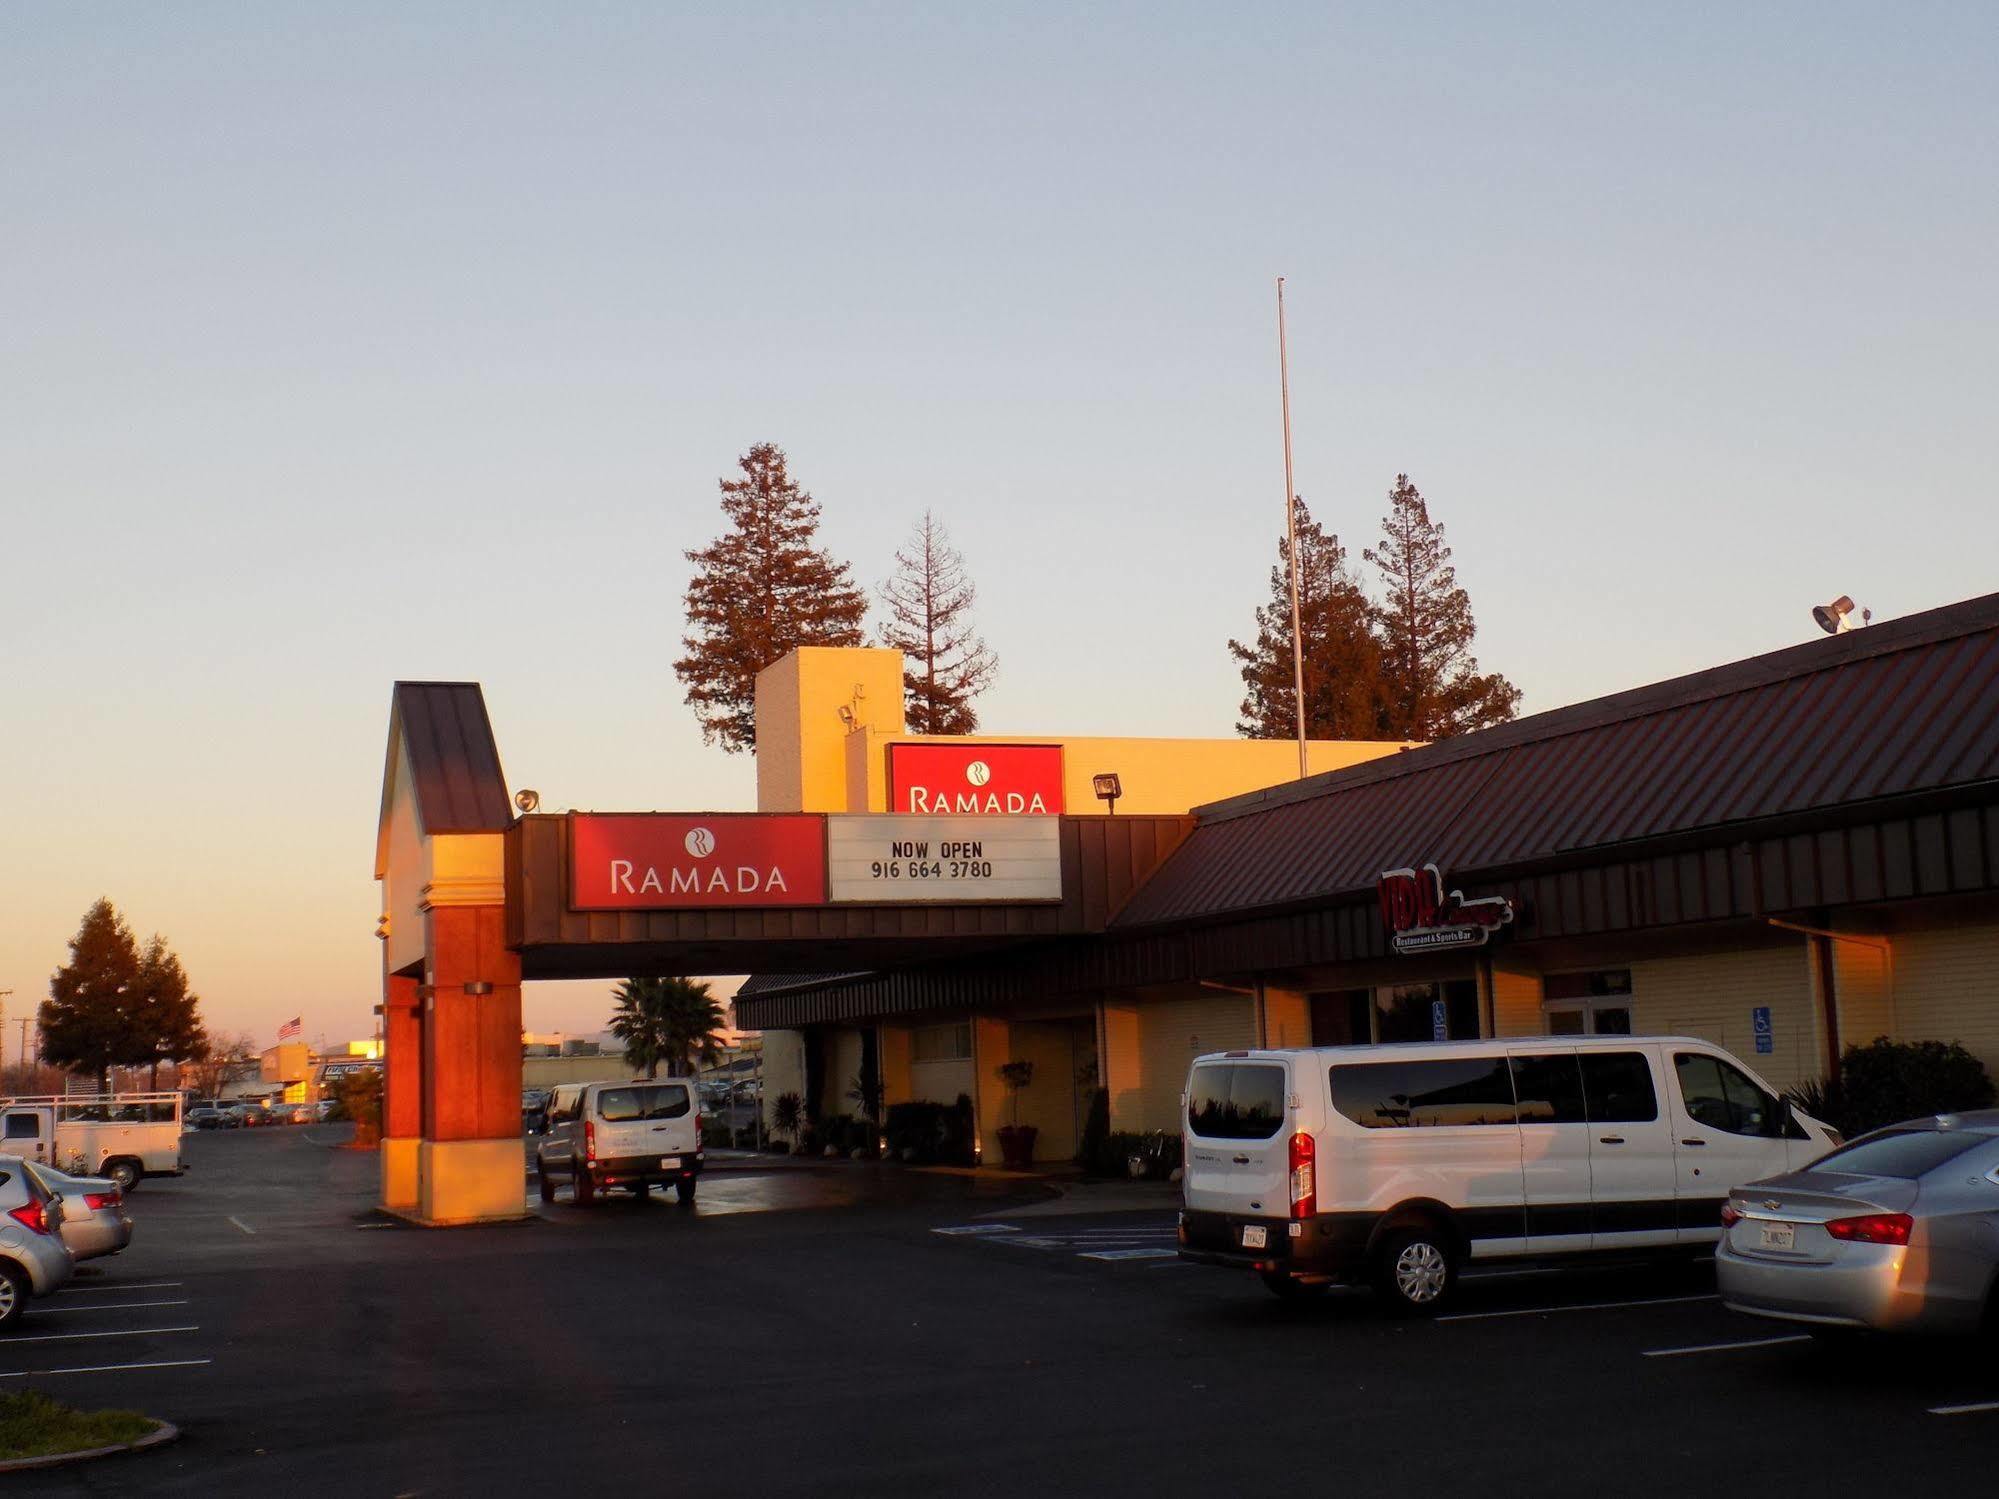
[1329,1057,1516,1128]
[1186,1064,1286,1140]
[3,1115,40,1140]
[1579,1052,1658,1123]
[1674,1053,1780,1137]
[1510,1054,1586,1124]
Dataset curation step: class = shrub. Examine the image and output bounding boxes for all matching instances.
[333,1070,383,1147]
[701,1120,734,1149]
[1082,1131,1182,1181]
[1787,1037,1996,1138]
[882,1097,977,1165]
[1074,1087,1109,1168]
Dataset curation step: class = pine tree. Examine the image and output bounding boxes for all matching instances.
[1363,474,1521,739]
[880,511,998,735]
[674,444,870,753]
[41,899,144,1090]
[131,935,209,1090]
[1229,495,1386,740]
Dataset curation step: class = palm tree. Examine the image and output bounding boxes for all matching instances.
[608,977,728,1079]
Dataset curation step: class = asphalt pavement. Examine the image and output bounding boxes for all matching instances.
[16,1126,1999,1496]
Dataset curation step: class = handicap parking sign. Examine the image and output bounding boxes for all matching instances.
[1752,1005,1773,1054]
[1431,999,1448,1041]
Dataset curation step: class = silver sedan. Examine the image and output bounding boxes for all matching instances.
[25,1163,132,1262]
[1717,1112,1999,1335]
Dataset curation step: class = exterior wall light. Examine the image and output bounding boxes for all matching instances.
[1092,773,1122,815]
[463,981,494,996]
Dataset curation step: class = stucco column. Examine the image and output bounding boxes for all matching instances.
[416,904,526,1226]
[379,969,423,1213]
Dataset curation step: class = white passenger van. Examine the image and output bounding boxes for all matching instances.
[1177,1036,1839,1313]
[535,1080,703,1206]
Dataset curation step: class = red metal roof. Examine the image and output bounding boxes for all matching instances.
[1115,593,1999,929]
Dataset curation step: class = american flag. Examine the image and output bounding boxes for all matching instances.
[277,1017,302,1041]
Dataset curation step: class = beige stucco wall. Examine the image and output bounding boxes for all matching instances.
[1832,940,1896,1052]
[1261,986,1311,1049]
[1889,925,1999,1077]
[1491,966,1544,1038]
[1111,988,1255,1134]
[1629,943,1818,1092]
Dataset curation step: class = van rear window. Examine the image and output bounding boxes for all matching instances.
[598,1085,691,1123]
[1187,1064,1286,1140]
[1330,1057,1517,1128]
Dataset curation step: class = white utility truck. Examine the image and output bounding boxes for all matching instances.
[0,1093,185,1191]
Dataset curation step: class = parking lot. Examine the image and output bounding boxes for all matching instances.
[19,1128,1999,1495]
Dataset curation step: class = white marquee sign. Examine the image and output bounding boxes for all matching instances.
[826,815,1062,904]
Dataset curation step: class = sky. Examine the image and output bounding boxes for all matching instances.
[4,3,1995,1050]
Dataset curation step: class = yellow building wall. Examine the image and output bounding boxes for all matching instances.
[1888,925,1999,1078]
[1100,999,1144,1135]
[1491,967,1544,1038]
[970,1015,1011,1164]
[1260,986,1311,1049]
[879,1023,912,1106]
[1124,989,1255,1134]
[1832,941,1896,1051]
[754,647,905,813]
[1629,944,1819,1093]
[821,1028,867,1120]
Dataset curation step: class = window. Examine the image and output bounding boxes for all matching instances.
[1511,1054,1586,1124]
[1308,990,1371,1047]
[1544,970,1632,1000]
[645,1085,691,1120]
[1186,1063,1287,1140]
[597,1088,644,1123]
[913,1023,972,1064]
[1329,1057,1517,1129]
[1579,1052,1658,1123]
[1375,981,1481,1044]
[2,1115,38,1141]
[1811,1128,1985,1180]
[1674,1053,1780,1137]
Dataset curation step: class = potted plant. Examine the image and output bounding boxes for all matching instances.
[994,1060,1037,1169]
[770,1091,805,1153]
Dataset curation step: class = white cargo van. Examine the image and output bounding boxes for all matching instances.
[1177,1036,1838,1313]
[534,1079,703,1205]
[0,1093,185,1193]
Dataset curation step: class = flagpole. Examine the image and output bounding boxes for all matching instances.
[1278,277,1307,779]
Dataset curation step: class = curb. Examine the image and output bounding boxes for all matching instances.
[0,1418,180,1474]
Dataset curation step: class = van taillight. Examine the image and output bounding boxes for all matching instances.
[694,1111,702,1142]
[7,1201,48,1236]
[585,1120,597,1162]
[1824,1212,1912,1246]
[1288,1132,1315,1220]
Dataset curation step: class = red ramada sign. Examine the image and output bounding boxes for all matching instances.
[569,814,827,909]
[1377,864,1514,955]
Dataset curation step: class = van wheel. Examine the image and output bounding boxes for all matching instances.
[1260,1271,1328,1302]
[536,1164,555,1204]
[105,1160,141,1194]
[574,1168,595,1206]
[1372,1227,1457,1315]
[676,1177,697,1206]
[0,1264,27,1332]
[631,1181,648,1200]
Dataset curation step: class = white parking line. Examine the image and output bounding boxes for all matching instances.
[1929,1400,1999,1417]
[38,1300,190,1315]
[227,1215,256,1235]
[0,1358,212,1378]
[57,1281,182,1295]
[1078,1248,1179,1262]
[1642,1334,1812,1358]
[1437,1293,1718,1324]
[4,1326,199,1345]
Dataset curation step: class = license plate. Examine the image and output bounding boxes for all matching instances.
[1757,1221,1796,1252]
[660,1156,681,1170]
[1241,1225,1268,1250]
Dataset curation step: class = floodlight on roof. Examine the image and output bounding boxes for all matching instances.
[1812,595,1871,635]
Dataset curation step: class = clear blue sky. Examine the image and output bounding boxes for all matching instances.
[5,3,1995,1046]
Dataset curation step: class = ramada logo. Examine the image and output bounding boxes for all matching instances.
[965,760,992,786]
[610,824,791,898]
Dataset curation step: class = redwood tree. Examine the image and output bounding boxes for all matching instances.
[1363,474,1521,739]
[675,443,869,752]
[880,511,998,734]
[1229,495,1385,740]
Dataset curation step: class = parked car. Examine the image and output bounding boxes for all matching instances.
[535,1080,703,1205]
[522,1090,551,1134]
[1177,1036,1840,1313]
[0,1153,74,1330]
[186,1106,232,1130]
[1717,1112,1999,1335]
[24,1163,130,1262]
[227,1102,275,1128]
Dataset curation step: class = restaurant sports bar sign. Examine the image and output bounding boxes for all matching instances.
[1377,864,1514,955]
[886,743,1065,815]
[569,812,1062,909]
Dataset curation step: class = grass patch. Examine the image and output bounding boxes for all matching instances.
[0,1389,159,1461]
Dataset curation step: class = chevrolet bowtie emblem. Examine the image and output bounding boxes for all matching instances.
[1762,1199,1782,1211]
